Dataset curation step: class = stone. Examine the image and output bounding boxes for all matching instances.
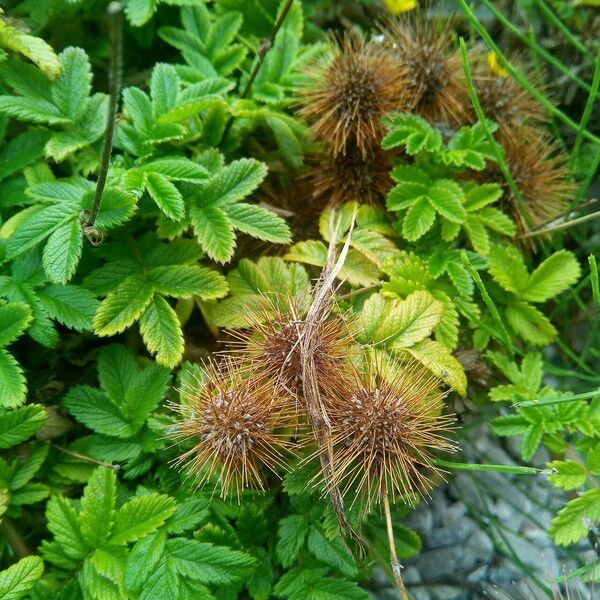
[467,565,488,583]
[407,587,432,600]
[407,546,478,582]
[404,507,434,535]
[428,585,465,600]
[426,518,477,549]
[402,566,421,585]
[440,502,467,526]
[466,530,494,563]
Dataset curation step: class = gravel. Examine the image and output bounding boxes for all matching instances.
[370,422,595,599]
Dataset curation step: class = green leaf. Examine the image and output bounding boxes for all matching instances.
[463,183,502,211]
[520,423,543,461]
[427,180,466,223]
[0,556,44,600]
[223,202,291,244]
[138,157,209,181]
[356,291,443,347]
[307,527,357,577]
[276,515,308,568]
[0,96,69,125]
[36,285,99,331]
[197,158,267,208]
[488,245,529,295]
[189,204,236,263]
[80,467,117,547]
[46,494,88,559]
[139,296,184,368]
[166,538,256,584]
[125,0,158,27]
[274,567,368,600]
[125,531,166,592]
[83,187,137,230]
[150,63,180,119]
[148,265,228,300]
[98,344,138,402]
[547,461,586,491]
[506,301,556,345]
[490,414,530,436]
[521,250,581,303]
[0,404,46,448]
[550,489,600,546]
[402,197,435,241]
[0,303,32,347]
[146,172,185,221]
[0,349,27,409]
[42,218,83,284]
[381,113,442,153]
[6,203,74,259]
[64,386,135,438]
[93,277,155,336]
[403,339,467,395]
[52,47,92,121]
[9,444,49,490]
[111,493,176,545]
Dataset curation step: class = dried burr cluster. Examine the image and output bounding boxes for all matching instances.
[171,287,456,510]
[296,11,575,239]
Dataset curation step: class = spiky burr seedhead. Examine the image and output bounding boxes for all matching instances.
[324,353,457,508]
[298,32,409,159]
[170,360,292,499]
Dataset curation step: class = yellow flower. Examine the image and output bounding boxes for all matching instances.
[384,0,417,15]
[487,52,508,77]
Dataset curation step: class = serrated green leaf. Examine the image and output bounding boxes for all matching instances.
[464,183,502,211]
[139,296,184,368]
[150,63,179,119]
[146,172,185,221]
[0,404,46,448]
[0,555,44,600]
[520,423,543,461]
[189,204,236,263]
[47,494,89,559]
[64,386,135,438]
[402,197,435,241]
[403,339,467,395]
[80,467,117,547]
[0,349,26,409]
[506,301,556,345]
[0,303,32,347]
[93,277,155,336]
[276,515,308,568]
[166,538,255,584]
[550,489,600,546]
[223,202,291,244]
[111,493,176,545]
[36,284,99,331]
[83,187,137,230]
[148,265,228,300]
[547,461,586,491]
[52,47,91,121]
[307,527,357,577]
[42,218,83,284]
[197,158,267,208]
[522,250,581,303]
[488,245,529,295]
[428,180,466,223]
[9,443,49,490]
[125,531,166,593]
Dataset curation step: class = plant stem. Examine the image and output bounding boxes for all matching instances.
[82,1,123,240]
[434,458,540,475]
[460,250,516,357]
[337,282,382,300]
[533,0,589,57]
[570,49,600,170]
[517,208,600,238]
[1,520,32,557]
[589,255,600,316]
[482,0,595,98]
[382,494,410,600]
[457,0,600,145]
[514,388,600,408]
[50,442,117,469]
[222,0,294,140]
